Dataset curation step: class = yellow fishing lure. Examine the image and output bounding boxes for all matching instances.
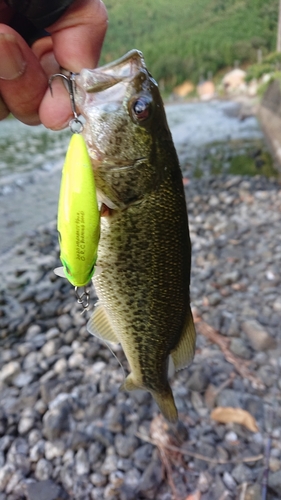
[56,133,100,287]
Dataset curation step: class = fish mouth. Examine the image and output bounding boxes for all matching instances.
[76,50,146,94]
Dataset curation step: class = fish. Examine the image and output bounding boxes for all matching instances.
[55,133,100,287]
[75,50,196,422]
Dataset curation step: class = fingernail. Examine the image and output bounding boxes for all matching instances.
[0,33,26,80]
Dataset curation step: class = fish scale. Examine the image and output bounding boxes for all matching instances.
[76,50,196,422]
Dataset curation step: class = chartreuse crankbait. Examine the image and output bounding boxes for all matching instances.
[49,72,100,308]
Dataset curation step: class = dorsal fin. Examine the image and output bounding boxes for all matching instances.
[87,303,119,344]
[171,305,196,371]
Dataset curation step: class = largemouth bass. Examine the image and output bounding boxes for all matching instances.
[75,50,196,422]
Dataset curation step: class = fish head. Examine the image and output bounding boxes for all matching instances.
[75,50,175,208]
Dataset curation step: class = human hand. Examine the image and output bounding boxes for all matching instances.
[0,0,107,127]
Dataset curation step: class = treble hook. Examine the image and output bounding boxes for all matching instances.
[49,72,83,133]
[75,286,90,311]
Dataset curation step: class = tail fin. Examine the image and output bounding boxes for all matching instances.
[120,373,178,423]
[151,386,178,423]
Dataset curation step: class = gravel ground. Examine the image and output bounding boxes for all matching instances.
[0,173,280,499]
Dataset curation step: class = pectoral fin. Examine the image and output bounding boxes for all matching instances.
[171,305,196,371]
[87,303,119,344]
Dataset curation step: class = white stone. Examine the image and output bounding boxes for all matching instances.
[0,361,21,384]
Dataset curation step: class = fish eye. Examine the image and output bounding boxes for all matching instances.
[131,96,151,122]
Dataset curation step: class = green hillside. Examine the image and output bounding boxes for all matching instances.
[100,0,279,89]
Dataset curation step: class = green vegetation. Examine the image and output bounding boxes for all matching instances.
[188,140,278,178]
[245,51,281,81]
[229,151,277,177]
[101,0,279,90]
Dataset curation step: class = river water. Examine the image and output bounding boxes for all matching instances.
[0,99,276,253]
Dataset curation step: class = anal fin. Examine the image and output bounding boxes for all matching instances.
[87,303,119,344]
[171,305,196,371]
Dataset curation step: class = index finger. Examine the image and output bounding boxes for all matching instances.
[39,0,108,129]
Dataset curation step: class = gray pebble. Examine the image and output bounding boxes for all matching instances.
[100,454,118,475]
[132,444,153,470]
[44,440,65,460]
[232,463,253,483]
[35,458,53,481]
[26,479,61,500]
[230,338,252,359]
[137,460,162,495]
[25,325,42,340]
[0,464,15,492]
[216,389,242,408]
[242,319,276,351]
[114,434,139,458]
[57,314,72,332]
[13,372,34,389]
[222,471,236,490]
[90,472,107,487]
[29,440,45,462]
[75,448,90,475]
[42,406,70,441]
[0,362,21,384]
[186,368,208,391]
[45,327,60,340]
[5,470,24,494]
[41,339,61,358]
[268,470,281,495]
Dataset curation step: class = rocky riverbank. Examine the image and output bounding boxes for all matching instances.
[0,174,280,500]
